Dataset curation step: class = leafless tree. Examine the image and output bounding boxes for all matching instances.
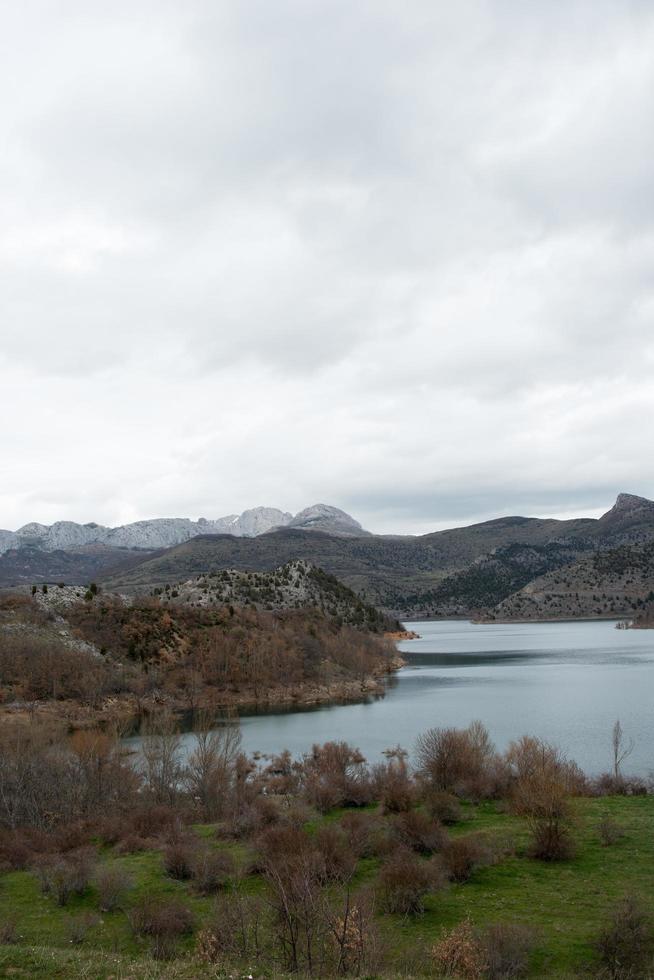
[612,719,635,782]
[185,713,242,820]
[141,710,184,806]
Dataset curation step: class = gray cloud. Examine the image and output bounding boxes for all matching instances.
[1,0,653,533]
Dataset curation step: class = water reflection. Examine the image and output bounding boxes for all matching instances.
[127,619,654,776]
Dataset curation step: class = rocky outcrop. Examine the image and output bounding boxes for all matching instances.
[0,507,296,555]
[155,559,398,632]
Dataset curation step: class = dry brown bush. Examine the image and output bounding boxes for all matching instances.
[191,848,236,894]
[432,918,487,979]
[593,773,649,797]
[66,912,99,945]
[505,737,579,862]
[256,823,328,972]
[338,811,389,858]
[481,922,536,979]
[330,891,384,977]
[95,865,132,912]
[377,847,443,915]
[130,896,195,961]
[391,810,448,855]
[595,894,654,979]
[314,824,357,882]
[425,789,464,825]
[0,830,38,871]
[35,848,96,906]
[0,915,18,944]
[114,833,150,855]
[416,722,498,799]
[131,804,182,839]
[162,839,198,880]
[0,630,112,703]
[199,890,266,961]
[301,741,372,812]
[442,833,497,883]
[598,816,626,847]
[372,750,415,814]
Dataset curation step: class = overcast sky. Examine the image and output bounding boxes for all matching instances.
[1,1,653,534]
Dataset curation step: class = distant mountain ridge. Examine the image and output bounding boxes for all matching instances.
[98,492,654,617]
[0,503,366,556]
[4,493,654,621]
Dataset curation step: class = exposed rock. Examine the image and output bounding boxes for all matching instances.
[0,507,297,555]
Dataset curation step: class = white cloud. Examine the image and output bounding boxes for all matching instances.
[1,0,653,533]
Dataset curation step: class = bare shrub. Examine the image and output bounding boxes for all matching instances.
[95,866,132,912]
[330,890,383,977]
[481,922,536,979]
[527,816,576,862]
[163,839,198,880]
[301,741,372,812]
[596,894,654,979]
[593,773,649,797]
[131,804,181,839]
[377,847,442,915]
[373,749,415,813]
[35,848,96,906]
[227,794,285,840]
[0,916,18,944]
[0,830,38,871]
[185,717,242,821]
[314,824,357,883]
[506,737,579,861]
[443,834,496,884]
[201,889,266,960]
[416,722,497,798]
[141,711,184,807]
[191,848,236,894]
[392,810,448,855]
[66,912,99,945]
[256,824,327,972]
[432,919,487,979]
[426,789,464,825]
[130,896,195,961]
[339,811,389,859]
[114,833,149,855]
[598,816,626,847]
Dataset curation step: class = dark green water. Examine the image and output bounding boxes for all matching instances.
[130,619,654,775]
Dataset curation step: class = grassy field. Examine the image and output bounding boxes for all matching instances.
[0,795,652,978]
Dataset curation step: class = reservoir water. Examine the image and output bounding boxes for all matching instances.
[136,619,654,776]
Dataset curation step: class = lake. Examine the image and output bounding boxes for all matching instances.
[135,619,654,776]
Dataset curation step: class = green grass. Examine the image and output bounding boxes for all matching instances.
[1,796,653,978]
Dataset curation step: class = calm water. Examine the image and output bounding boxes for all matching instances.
[135,620,654,776]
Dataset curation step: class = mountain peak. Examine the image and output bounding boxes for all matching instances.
[598,492,654,529]
[613,492,653,510]
[287,504,370,537]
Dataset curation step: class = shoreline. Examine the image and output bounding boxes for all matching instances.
[0,652,407,733]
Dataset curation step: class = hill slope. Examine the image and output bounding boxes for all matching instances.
[103,494,654,616]
[152,559,399,632]
[489,541,654,621]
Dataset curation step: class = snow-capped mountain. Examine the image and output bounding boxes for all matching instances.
[0,504,367,555]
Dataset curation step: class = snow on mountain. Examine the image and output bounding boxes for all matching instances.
[0,505,361,555]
